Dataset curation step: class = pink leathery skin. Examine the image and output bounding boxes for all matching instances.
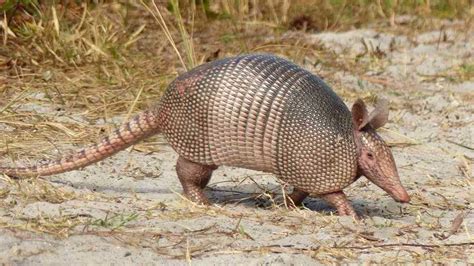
[351,99,410,205]
[355,129,410,203]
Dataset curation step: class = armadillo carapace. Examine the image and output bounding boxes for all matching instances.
[1,54,410,216]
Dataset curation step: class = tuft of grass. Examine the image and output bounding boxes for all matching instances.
[7,178,76,204]
[0,0,38,15]
[5,214,84,238]
[168,0,197,68]
[140,0,198,70]
[459,63,474,81]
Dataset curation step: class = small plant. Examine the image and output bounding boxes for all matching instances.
[91,212,139,230]
[459,63,474,81]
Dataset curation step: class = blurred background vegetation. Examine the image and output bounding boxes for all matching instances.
[1,0,472,69]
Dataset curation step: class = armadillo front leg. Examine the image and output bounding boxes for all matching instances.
[320,191,358,217]
[176,156,217,205]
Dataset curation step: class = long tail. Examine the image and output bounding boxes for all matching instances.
[0,109,161,178]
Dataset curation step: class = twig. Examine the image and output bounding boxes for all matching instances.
[209,242,474,257]
[446,140,474,151]
[233,242,474,253]
[338,242,474,249]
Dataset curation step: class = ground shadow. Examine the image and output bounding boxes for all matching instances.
[49,177,406,218]
[204,183,404,218]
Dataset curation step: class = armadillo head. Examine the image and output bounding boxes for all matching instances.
[351,98,410,203]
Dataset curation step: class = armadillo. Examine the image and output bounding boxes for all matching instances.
[1,54,410,216]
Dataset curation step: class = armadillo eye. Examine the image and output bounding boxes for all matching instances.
[367,152,374,159]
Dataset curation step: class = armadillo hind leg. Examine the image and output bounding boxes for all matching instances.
[285,188,309,207]
[320,191,358,218]
[176,156,217,205]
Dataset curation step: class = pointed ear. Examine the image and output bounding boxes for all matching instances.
[367,98,389,129]
[351,99,370,130]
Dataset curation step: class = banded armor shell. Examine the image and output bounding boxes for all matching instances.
[158,54,358,195]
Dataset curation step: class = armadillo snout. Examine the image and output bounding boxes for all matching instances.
[392,187,410,203]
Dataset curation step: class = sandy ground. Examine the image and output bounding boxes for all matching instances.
[1,22,473,264]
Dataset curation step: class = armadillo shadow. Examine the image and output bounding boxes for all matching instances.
[206,183,405,218]
[49,175,405,218]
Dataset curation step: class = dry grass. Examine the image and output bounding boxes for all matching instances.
[0,0,473,263]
